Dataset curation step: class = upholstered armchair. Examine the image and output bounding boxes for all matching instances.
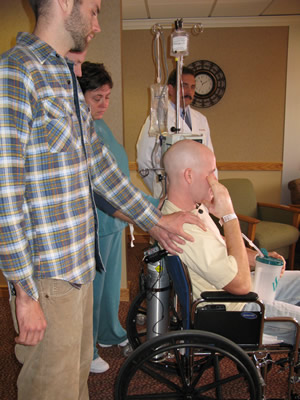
[219,178,300,269]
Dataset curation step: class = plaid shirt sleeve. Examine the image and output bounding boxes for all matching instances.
[0,56,39,299]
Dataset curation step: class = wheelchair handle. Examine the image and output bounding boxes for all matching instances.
[144,249,168,264]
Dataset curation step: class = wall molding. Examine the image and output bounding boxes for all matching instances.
[129,161,283,172]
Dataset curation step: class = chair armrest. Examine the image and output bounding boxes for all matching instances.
[236,214,260,241]
[257,202,300,228]
[200,291,258,302]
[289,204,300,209]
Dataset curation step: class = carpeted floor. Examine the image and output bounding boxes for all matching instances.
[0,241,299,400]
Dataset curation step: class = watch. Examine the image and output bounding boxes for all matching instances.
[188,60,226,108]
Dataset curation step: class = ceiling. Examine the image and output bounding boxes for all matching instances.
[122,0,300,21]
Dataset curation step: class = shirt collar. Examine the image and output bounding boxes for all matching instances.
[163,199,206,215]
[16,32,63,65]
[169,100,190,114]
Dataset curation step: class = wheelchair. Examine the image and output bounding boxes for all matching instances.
[115,246,300,399]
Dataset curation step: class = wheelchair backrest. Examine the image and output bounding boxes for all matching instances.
[164,254,193,330]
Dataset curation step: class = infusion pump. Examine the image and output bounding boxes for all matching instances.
[161,133,204,155]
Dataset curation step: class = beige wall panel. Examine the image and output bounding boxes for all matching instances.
[123,26,288,166]
[0,0,35,53]
[85,0,124,145]
[218,171,282,203]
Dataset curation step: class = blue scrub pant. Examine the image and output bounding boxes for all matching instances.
[93,230,127,359]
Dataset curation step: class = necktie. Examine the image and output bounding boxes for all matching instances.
[183,108,192,131]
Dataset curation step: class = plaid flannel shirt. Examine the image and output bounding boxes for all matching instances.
[0,33,160,300]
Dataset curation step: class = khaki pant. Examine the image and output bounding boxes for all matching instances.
[10,279,93,400]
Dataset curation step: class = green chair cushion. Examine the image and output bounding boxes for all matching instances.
[254,221,299,251]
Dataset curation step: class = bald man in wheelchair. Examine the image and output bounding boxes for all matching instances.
[161,140,300,346]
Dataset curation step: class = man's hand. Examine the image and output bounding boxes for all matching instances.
[203,174,234,219]
[149,212,206,254]
[268,251,286,277]
[14,285,47,346]
[247,249,286,277]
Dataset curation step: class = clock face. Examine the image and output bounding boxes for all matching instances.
[195,73,215,96]
[188,60,226,108]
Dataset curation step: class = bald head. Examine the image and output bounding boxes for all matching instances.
[163,140,216,209]
[163,140,214,181]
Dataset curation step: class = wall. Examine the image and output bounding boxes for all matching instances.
[123,25,288,203]
[281,21,300,204]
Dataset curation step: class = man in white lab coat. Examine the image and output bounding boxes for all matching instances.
[137,66,215,198]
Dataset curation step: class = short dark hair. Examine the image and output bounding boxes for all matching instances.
[167,66,195,87]
[29,0,80,19]
[28,0,48,19]
[78,62,113,94]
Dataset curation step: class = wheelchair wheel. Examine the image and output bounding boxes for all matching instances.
[126,290,182,350]
[115,330,262,400]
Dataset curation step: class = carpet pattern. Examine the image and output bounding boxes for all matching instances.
[0,241,299,399]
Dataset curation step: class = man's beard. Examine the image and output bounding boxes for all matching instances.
[65,3,89,52]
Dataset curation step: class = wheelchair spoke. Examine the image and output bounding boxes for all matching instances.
[138,362,183,393]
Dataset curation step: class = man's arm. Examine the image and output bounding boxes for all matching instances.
[204,175,251,294]
[0,58,47,345]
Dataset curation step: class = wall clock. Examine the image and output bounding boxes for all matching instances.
[188,60,226,108]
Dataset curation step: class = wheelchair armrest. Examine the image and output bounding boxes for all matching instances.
[200,291,258,303]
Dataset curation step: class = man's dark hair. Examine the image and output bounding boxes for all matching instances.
[29,0,80,19]
[28,0,46,19]
[167,67,195,87]
[78,62,113,94]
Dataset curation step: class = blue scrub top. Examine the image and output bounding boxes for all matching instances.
[94,119,159,237]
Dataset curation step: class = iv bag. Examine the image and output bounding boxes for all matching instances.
[149,83,168,137]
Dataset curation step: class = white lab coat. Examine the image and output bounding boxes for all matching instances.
[136,100,215,198]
